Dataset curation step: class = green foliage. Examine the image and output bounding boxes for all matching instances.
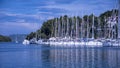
[26,9,118,40]
[0,35,11,42]
[41,20,53,39]
[26,32,36,40]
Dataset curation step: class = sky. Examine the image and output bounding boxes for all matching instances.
[0,0,118,35]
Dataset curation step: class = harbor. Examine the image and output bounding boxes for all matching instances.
[0,0,120,68]
[23,9,120,47]
[22,0,120,47]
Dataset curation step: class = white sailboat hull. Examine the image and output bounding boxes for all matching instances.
[22,39,30,45]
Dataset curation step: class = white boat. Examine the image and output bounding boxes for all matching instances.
[86,40,103,47]
[15,35,18,43]
[15,40,18,43]
[22,39,30,45]
[37,39,43,44]
[29,38,37,44]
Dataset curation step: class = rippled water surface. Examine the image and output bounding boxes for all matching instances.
[0,42,120,68]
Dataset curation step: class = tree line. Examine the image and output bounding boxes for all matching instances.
[26,9,118,40]
[0,35,11,42]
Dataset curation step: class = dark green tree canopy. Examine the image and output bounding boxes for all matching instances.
[0,35,11,42]
[26,9,118,40]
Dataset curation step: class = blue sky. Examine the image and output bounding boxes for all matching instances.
[0,0,118,35]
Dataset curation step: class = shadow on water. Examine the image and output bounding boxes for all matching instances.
[0,43,120,68]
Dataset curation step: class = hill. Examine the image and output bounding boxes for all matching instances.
[0,35,11,42]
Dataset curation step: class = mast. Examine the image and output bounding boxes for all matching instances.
[111,9,116,39]
[51,20,54,37]
[71,17,74,39]
[76,16,78,39]
[55,18,57,38]
[118,0,120,38]
[92,14,94,39]
[87,16,89,39]
[70,17,72,39]
[39,29,41,39]
[104,16,107,39]
[36,31,37,41]
[58,18,60,38]
[66,17,69,37]
[97,17,101,39]
[15,34,18,43]
[108,17,111,39]
[72,17,74,38]
[81,17,83,39]
[62,16,64,38]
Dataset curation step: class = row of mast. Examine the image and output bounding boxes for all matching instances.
[36,0,119,40]
[118,0,120,38]
[51,12,118,40]
[52,16,95,40]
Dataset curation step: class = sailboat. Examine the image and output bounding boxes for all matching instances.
[22,35,30,45]
[85,15,103,46]
[110,2,120,46]
[15,35,18,43]
[22,39,30,45]
[117,0,120,46]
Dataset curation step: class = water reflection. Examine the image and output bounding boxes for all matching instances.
[0,43,120,68]
[49,48,120,68]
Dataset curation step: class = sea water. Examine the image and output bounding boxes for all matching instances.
[0,42,120,68]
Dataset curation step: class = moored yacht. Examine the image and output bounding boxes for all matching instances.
[22,39,30,45]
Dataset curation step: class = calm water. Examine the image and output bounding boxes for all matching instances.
[0,42,120,68]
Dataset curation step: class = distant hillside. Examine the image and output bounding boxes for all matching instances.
[9,34,27,43]
[0,35,11,42]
